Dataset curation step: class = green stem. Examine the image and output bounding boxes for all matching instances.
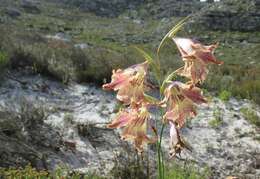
[159,123,166,178]
[157,140,162,179]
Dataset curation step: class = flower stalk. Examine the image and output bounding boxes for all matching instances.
[102,17,223,179]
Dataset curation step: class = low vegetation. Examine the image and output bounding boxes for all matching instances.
[0,165,104,179]
[0,162,211,179]
[165,162,211,179]
[209,108,223,128]
[218,90,232,101]
[240,107,260,127]
[0,0,259,104]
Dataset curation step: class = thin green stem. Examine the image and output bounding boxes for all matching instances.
[159,123,166,178]
[157,140,162,179]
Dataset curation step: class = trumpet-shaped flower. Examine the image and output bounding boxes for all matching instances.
[103,62,148,104]
[177,58,208,84]
[173,38,223,84]
[162,82,206,106]
[173,38,223,65]
[107,109,134,129]
[122,106,156,152]
[164,98,197,128]
[107,105,156,152]
[162,82,206,127]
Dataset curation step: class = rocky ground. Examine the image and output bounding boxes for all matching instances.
[0,0,260,178]
[0,71,259,178]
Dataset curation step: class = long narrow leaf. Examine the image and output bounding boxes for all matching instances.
[157,16,191,56]
[160,67,184,94]
[144,93,159,105]
[134,46,154,65]
[135,46,162,85]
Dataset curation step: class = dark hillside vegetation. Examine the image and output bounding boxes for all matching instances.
[0,0,259,103]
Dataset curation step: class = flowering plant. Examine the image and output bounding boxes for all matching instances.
[103,18,223,179]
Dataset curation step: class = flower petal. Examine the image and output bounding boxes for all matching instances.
[177,58,208,84]
[173,37,223,65]
[121,106,156,152]
[107,109,134,129]
[164,99,197,128]
[103,62,149,104]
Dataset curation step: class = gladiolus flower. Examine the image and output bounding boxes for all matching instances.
[103,62,148,104]
[164,98,197,128]
[107,105,156,152]
[122,106,156,152]
[162,82,206,127]
[173,38,223,65]
[173,38,223,84]
[162,82,206,106]
[107,109,134,129]
[177,58,208,84]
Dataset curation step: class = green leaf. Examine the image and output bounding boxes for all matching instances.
[134,46,154,65]
[157,16,191,56]
[160,67,183,94]
[134,46,162,85]
[144,93,159,104]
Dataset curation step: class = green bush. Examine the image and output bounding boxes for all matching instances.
[218,90,232,101]
[0,165,104,179]
[208,108,223,128]
[240,107,260,127]
[0,50,9,76]
[165,162,211,179]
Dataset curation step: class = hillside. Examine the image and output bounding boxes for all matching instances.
[0,0,259,103]
[0,0,259,178]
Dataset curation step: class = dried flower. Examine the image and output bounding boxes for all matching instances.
[169,122,191,158]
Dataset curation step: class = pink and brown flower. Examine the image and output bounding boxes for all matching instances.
[121,106,157,152]
[103,62,148,104]
[162,82,206,128]
[173,38,223,84]
[107,105,156,152]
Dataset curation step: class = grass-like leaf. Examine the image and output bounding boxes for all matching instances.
[134,46,162,85]
[157,16,191,56]
[144,93,159,104]
[134,46,154,65]
[160,67,183,94]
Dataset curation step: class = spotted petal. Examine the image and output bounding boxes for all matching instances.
[121,106,156,152]
[164,98,197,128]
[107,109,134,129]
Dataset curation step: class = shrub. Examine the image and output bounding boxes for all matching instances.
[0,50,9,79]
[0,165,104,179]
[240,107,260,127]
[165,162,211,179]
[218,90,232,101]
[208,108,223,128]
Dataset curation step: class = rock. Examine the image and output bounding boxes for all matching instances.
[145,0,205,18]
[193,0,260,32]
[5,8,21,18]
[46,33,71,42]
[20,0,41,14]
[0,71,260,177]
[74,43,89,49]
[53,0,145,17]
